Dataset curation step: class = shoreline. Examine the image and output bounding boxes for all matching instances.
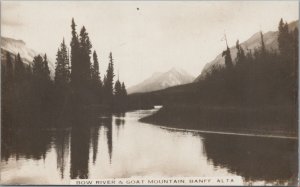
[156,124,298,140]
[140,105,298,140]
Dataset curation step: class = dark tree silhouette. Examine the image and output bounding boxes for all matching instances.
[235,40,246,66]
[33,55,49,83]
[91,50,101,84]
[79,26,92,84]
[222,46,233,69]
[70,18,80,88]
[278,18,291,58]
[90,50,103,104]
[104,52,115,107]
[43,54,51,80]
[114,79,122,107]
[14,53,25,83]
[121,82,127,98]
[55,39,70,87]
[260,31,266,57]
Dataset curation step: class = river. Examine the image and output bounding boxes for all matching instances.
[0,108,297,185]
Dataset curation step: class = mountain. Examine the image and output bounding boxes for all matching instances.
[194,20,298,82]
[1,36,55,76]
[128,67,195,94]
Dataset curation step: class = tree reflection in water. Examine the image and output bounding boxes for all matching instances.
[1,126,52,162]
[1,110,297,185]
[201,133,298,184]
[69,111,115,179]
[54,129,70,179]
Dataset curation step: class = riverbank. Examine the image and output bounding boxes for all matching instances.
[140,104,298,138]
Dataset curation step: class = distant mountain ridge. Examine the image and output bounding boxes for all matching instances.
[194,20,298,82]
[128,67,195,94]
[1,36,55,76]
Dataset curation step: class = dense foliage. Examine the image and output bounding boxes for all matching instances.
[1,18,128,127]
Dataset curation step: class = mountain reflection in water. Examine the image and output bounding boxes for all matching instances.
[0,109,297,185]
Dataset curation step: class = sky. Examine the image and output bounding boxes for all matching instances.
[1,1,299,87]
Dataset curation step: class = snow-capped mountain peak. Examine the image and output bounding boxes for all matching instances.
[128,67,195,94]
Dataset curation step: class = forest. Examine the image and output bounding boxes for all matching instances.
[141,18,298,136]
[1,19,128,128]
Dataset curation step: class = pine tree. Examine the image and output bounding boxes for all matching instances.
[222,46,233,68]
[32,54,51,87]
[104,52,115,106]
[55,39,70,86]
[235,40,246,66]
[114,79,122,96]
[79,26,92,83]
[91,50,101,84]
[43,54,51,82]
[278,18,290,57]
[113,79,122,109]
[55,48,62,82]
[121,82,127,97]
[260,31,266,57]
[70,18,80,86]
[33,55,45,79]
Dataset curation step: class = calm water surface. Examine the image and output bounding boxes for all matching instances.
[0,108,297,185]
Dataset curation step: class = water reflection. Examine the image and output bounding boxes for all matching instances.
[0,109,297,185]
[201,133,298,184]
[103,116,113,164]
[1,127,52,162]
[69,113,116,179]
[90,126,100,165]
[54,129,70,179]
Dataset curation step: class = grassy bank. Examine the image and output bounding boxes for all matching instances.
[140,104,298,137]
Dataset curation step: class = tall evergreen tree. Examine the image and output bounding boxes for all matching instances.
[260,31,266,57]
[55,39,70,86]
[79,26,92,83]
[235,40,246,65]
[43,54,51,82]
[104,52,115,106]
[91,50,101,84]
[70,18,80,86]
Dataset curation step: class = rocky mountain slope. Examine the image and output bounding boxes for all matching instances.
[1,36,55,76]
[128,67,195,94]
[194,20,298,81]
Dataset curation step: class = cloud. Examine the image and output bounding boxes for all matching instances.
[1,1,23,27]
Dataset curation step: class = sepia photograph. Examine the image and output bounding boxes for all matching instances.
[0,0,299,185]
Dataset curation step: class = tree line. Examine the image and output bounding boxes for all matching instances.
[2,18,128,128]
[194,18,298,106]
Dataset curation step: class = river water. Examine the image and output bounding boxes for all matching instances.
[0,108,297,185]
